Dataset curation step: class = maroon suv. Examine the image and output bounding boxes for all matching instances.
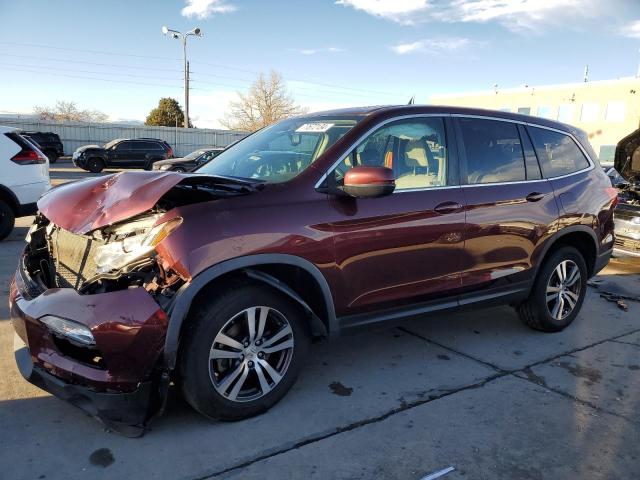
[11,106,616,435]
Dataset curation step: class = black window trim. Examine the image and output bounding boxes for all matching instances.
[450,114,595,185]
[315,113,594,193]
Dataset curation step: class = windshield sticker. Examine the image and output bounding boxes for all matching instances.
[296,122,335,133]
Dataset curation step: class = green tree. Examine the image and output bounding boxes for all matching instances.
[145,98,192,127]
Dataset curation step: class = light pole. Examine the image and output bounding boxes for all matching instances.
[162,25,203,128]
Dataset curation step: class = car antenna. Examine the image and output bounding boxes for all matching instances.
[407,96,415,105]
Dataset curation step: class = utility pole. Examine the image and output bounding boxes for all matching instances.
[162,26,202,128]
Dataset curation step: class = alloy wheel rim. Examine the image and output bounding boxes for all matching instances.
[208,306,294,403]
[546,260,581,321]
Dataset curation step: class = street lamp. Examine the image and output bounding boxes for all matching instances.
[162,25,203,128]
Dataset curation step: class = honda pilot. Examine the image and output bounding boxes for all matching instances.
[11,106,616,436]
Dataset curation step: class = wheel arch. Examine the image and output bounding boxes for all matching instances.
[0,184,20,214]
[535,226,598,278]
[163,254,337,371]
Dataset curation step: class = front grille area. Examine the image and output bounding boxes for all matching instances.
[22,216,106,292]
[50,227,103,289]
[615,237,640,253]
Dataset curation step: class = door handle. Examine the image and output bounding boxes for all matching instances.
[434,201,463,214]
[526,192,547,202]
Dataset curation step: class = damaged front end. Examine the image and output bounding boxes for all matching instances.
[25,211,185,302]
[612,130,640,257]
[11,171,262,436]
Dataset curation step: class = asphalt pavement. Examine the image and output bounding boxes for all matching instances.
[1,164,639,480]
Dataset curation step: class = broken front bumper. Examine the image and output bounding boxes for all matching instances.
[613,209,640,257]
[10,256,170,436]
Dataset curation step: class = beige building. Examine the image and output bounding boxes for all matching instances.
[430,77,640,164]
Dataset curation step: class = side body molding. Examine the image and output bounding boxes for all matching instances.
[163,254,337,370]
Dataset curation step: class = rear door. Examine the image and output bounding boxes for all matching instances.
[454,116,559,299]
[326,116,467,318]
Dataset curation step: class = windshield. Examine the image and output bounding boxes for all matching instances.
[196,115,361,183]
[104,140,120,149]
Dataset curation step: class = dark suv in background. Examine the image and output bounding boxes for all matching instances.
[72,138,173,172]
[11,106,615,436]
[22,131,64,163]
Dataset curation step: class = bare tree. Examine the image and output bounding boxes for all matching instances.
[221,71,306,131]
[34,101,108,123]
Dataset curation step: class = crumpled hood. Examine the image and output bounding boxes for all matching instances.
[38,171,184,234]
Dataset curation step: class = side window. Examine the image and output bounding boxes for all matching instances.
[527,127,590,178]
[333,118,448,191]
[458,118,526,184]
[114,142,129,151]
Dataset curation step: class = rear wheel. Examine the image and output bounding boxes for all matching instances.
[86,157,105,173]
[46,150,59,163]
[173,167,186,173]
[0,200,15,241]
[518,246,587,332]
[179,280,309,421]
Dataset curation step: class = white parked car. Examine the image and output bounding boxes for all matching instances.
[0,126,50,240]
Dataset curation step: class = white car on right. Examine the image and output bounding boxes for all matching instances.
[0,126,50,240]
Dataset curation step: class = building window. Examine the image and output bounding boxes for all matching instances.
[499,107,511,112]
[605,102,625,122]
[517,107,531,115]
[536,106,554,119]
[557,104,575,123]
[580,103,599,122]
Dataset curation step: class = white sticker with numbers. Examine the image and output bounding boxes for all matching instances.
[295,122,335,133]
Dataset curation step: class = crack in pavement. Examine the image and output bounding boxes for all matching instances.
[610,339,640,348]
[193,373,509,479]
[193,326,640,479]
[398,326,507,373]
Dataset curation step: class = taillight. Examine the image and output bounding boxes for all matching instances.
[167,148,174,158]
[605,187,618,207]
[11,148,46,165]
[7,133,47,165]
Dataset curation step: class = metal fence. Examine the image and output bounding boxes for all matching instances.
[0,116,248,157]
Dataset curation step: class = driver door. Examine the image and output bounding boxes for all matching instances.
[325,116,467,317]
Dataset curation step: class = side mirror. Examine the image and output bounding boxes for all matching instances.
[342,166,395,198]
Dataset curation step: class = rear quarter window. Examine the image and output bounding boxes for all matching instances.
[527,126,590,178]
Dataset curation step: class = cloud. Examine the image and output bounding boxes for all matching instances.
[623,19,640,38]
[337,0,599,30]
[335,0,430,24]
[181,0,236,19]
[290,47,346,55]
[391,37,471,54]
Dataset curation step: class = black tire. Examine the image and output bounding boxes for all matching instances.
[0,200,16,241]
[179,280,310,421]
[46,150,59,163]
[172,167,186,173]
[517,246,587,332]
[86,157,105,173]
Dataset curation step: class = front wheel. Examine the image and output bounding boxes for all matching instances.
[517,246,587,332]
[86,157,105,173]
[179,281,309,421]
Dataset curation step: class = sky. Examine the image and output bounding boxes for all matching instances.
[1,0,639,128]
